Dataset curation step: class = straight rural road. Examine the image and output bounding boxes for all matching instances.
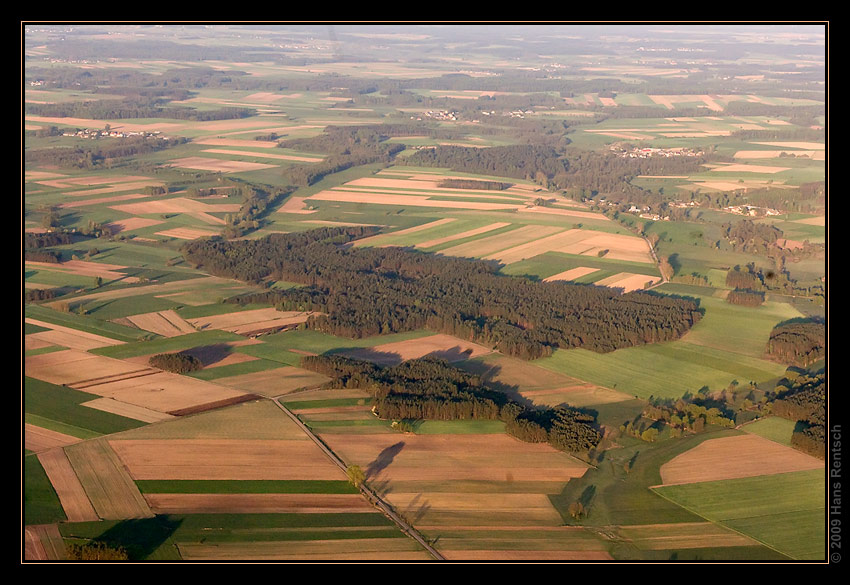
[270,397,445,561]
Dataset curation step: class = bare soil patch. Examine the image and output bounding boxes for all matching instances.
[659,434,824,486]
[110,438,346,480]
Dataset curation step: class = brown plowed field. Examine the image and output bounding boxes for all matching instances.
[659,434,824,486]
[144,493,374,514]
[109,439,346,480]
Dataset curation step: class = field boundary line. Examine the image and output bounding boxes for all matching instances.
[270,397,444,561]
[649,485,796,560]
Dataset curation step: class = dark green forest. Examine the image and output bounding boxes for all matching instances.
[181,227,702,359]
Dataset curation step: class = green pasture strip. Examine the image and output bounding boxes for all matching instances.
[281,398,369,410]
[135,479,358,495]
[188,358,285,381]
[175,302,287,320]
[500,251,659,280]
[412,420,506,435]
[740,416,797,446]
[82,294,182,320]
[90,330,244,359]
[24,322,50,334]
[25,414,101,440]
[230,345,303,367]
[681,295,804,358]
[423,223,522,252]
[536,341,785,401]
[25,345,67,357]
[256,328,435,355]
[24,453,68,526]
[25,305,147,342]
[25,377,146,436]
[653,469,826,560]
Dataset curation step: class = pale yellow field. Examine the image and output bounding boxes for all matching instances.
[104,217,164,232]
[734,150,824,160]
[58,193,150,209]
[25,424,81,453]
[81,398,177,424]
[711,163,791,174]
[439,224,562,259]
[352,217,456,247]
[751,141,825,150]
[168,156,277,173]
[23,524,66,561]
[214,367,331,397]
[659,434,824,486]
[340,334,492,366]
[414,222,513,249]
[794,216,826,226]
[178,539,431,561]
[65,440,154,519]
[543,267,601,282]
[201,148,324,162]
[110,439,346,480]
[482,229,586,264]
[186,308,315,334]
[278,196,318,214]
[24,319,125,349]
[195,138,280,148]
[24,259,134,282]
[594,272,661,292]
[307,190,519,211]
[37,448,99,522]
[616,522,756,550]
[124,310,197,337]
[323,433,589,483]
[155,227,222,238]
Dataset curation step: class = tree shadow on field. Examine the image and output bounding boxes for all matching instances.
[180,344,234,367]
[326,348,403,367]
[403,493,432,525]
[89,516,182,561]
[365,441,405,480]
[453,361,535,410]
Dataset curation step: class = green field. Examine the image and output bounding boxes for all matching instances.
[740,416,797,446]
[25,377,147,438]
[537,339,787,400]
[653,469,826,560]
[23,454,67,526]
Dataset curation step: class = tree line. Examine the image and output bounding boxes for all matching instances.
[25,135,188,169]
[765,320,825,367]
[181,227,702,359]
[770,371,825,459]
[299,354,601,454]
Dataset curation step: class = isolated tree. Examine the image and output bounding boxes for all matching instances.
[346,464,365,488]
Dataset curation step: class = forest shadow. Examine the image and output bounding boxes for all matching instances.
[180,344,234,367]
[88,516,182,561]
[365,441,405,480]
[454,360,536,409]
[326,347,404,367]
[425,346,476,363]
